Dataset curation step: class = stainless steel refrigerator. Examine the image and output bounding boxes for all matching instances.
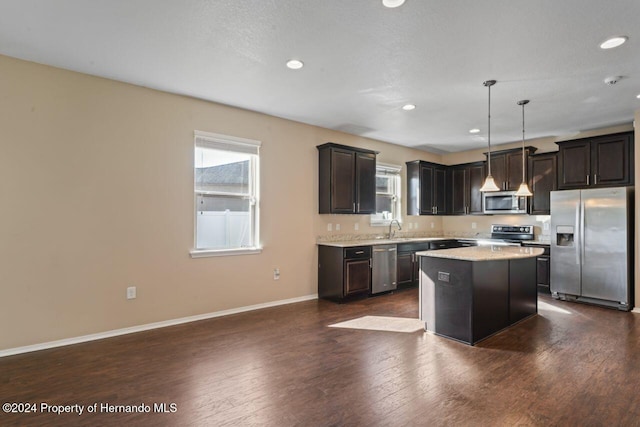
[550,187,634,310]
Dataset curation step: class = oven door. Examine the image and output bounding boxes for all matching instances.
[483,191,527,214]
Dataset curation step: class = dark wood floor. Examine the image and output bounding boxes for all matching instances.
[2,288,640,426]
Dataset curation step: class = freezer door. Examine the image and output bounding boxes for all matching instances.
[550,190,581,295]
[581,187,629,302]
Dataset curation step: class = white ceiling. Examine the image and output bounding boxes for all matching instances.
[1,0,639,153]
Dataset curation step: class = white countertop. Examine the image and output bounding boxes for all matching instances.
[416,245,544,261]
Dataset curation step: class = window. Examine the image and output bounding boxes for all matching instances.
[370,163,401,226]
[191,131,261,257]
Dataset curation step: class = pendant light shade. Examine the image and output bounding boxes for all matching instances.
[514,99,533,197]
[480,80,500,192]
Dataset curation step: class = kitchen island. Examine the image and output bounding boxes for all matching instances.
[417,245,544,345]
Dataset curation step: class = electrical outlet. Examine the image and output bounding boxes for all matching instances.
[414,222,418,229]
[327,223,332,232]
[430,222,434,229]
[273,268,280,280]
[544,222,550,231]
[408,223,413,229]
[126,286,136,300]
[354,223,359,231]
[336,223,340,231]
[472,222,477,229]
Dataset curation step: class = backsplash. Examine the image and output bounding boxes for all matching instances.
[315,214,551,243]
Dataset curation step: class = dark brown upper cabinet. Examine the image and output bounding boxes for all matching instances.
[406,160,447,215]
[449,162,485,215]
[528,152,557,215]
[485,147,537,191]
[318,143,377,214]
[557,132,634,189]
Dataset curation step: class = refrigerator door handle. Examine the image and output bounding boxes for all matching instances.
[575,201,581,265]
[580,200,585,268]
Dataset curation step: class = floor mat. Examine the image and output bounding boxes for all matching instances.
[328,316,424,333]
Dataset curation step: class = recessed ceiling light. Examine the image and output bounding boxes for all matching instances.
[636,94,640,99]
[469,128,480,134]
[600,36,628,49]
[382,0,406,8]
[286,59,304,70]
[402,104,416,111]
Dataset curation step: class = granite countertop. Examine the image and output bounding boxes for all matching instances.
[416,245,544,261]
[317,236,550,248]
[317,237,451,248]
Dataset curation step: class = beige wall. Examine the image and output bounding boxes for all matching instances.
[1,53,637,351]
[0,55,444,350]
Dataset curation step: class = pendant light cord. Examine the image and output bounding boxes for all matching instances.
[521,102,525,182]
[487,82,492,176]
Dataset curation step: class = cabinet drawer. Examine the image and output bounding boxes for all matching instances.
[344,247,371,259]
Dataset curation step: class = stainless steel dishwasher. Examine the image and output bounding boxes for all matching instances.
[371,244,397,294]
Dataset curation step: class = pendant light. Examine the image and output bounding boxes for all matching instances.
[515,99,533,197]
[479,80,500,192]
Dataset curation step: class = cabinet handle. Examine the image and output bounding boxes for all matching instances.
[434,207,438,214]
[357,203,360,212]
[586,175,589,185]
[594,174,597,185]
[355,251,364,254]
[353,203,356,212]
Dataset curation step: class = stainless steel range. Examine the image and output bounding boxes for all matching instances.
[488,224,534,244]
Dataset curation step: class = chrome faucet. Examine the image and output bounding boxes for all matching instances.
[388,219,402,239]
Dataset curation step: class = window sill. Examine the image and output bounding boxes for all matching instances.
[190,247,263,258]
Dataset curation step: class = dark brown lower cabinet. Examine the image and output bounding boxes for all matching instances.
[396,242,432,287]
[396,252,414,286]
[523,243,551,293]
[318,245,371,301]
[344,259,371,295]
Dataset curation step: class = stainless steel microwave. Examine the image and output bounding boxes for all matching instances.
[483,191,528,214]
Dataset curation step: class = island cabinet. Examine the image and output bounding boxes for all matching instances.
[318,245,371,301]
[449,162,485,215]
[485,147,537,191]
[406,160,447,215]
[419,247,540,345]
[318,143,377,214]
[528,152,557,215]
[557,132,634,189]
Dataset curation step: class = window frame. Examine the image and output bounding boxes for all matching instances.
[190,130,262,258]
[370,162,402,226]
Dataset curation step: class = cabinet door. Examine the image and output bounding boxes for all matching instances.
[396,253,414,285]
[558,141,590,189]
[489,154,507,191]
[344,259,371,296]
[506,151,525,191]
[468,163,485,214]
[592,133,633,187]
[450,167,468,215]
[529,153,557,215]
[536,256,550,291]
[355,152,376,213]
[433,166,447,214]
[330,149,356,212]
[420,164,435,215]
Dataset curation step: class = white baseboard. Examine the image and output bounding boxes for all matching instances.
[632,307,640,314]
[0,294,318,358]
